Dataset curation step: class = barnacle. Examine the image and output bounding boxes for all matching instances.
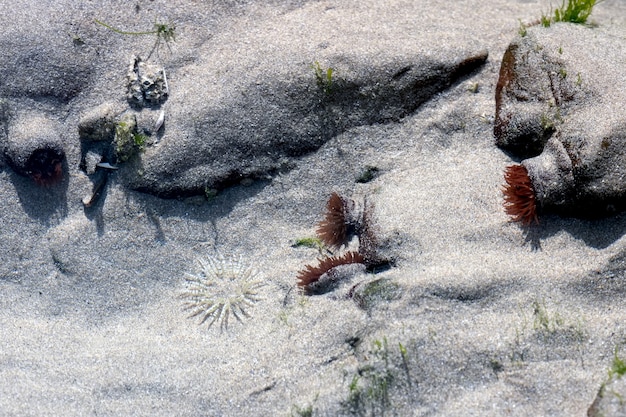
[503,164,538,225]
[296,251,364,293]
[181,253,263,331]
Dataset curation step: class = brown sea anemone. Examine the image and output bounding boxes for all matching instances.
[316,192,349,249]
[503,164,538,225]
[357,197,383,266]
[296,251,364,293]
[26,147,65,186]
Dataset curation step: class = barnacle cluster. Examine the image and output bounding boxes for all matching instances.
[181,253,263,331]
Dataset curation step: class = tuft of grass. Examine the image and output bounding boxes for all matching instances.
[609,348,626,381]
[554,0,602,24]
[398,342,412,387]
[356,166,380,184]
[342,337,413,416]
[292,237,326,252]
[291,396,317,417]
[466,81,480,94]
[68,32,86,46]
[312,61,334,95]
[204,187,218,200]
[541,14,553,27]
[518,19,528,36]
[133,132,148,147]
[95,18,176,59]
[542,0,603,26]
[532,300,564,334]
[291,405,313,417]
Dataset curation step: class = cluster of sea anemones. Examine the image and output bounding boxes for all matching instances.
[296,192,382,294]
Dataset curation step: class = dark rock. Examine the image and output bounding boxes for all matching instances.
[78,103,123,143]
[494,24,593,158]
[78,104,163,176]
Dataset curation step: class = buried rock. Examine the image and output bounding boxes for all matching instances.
[124,49,487,197]
[496,23,626,222]
[118,1,487,197]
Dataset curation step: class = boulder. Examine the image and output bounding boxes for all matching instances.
[497,23,626,220]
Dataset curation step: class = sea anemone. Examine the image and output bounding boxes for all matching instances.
[503,164,538,225]
[26,147,64,186]
[296,251,364,293]
[180,253,264,331]
[357,197,384,266]
[5,116,66,187]
[316,192,349,249]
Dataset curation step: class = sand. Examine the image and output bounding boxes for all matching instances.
[1,0,626,415]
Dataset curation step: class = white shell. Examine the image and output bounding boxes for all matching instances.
[154,110,165,132]
[96,162,118,170]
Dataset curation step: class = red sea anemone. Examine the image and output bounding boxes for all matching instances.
[503,164,538,225]
[26,147,65,186]
[296,251,364,293]
[316,192,349,249]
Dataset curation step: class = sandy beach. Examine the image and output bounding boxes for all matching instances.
[1,0,626,415]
